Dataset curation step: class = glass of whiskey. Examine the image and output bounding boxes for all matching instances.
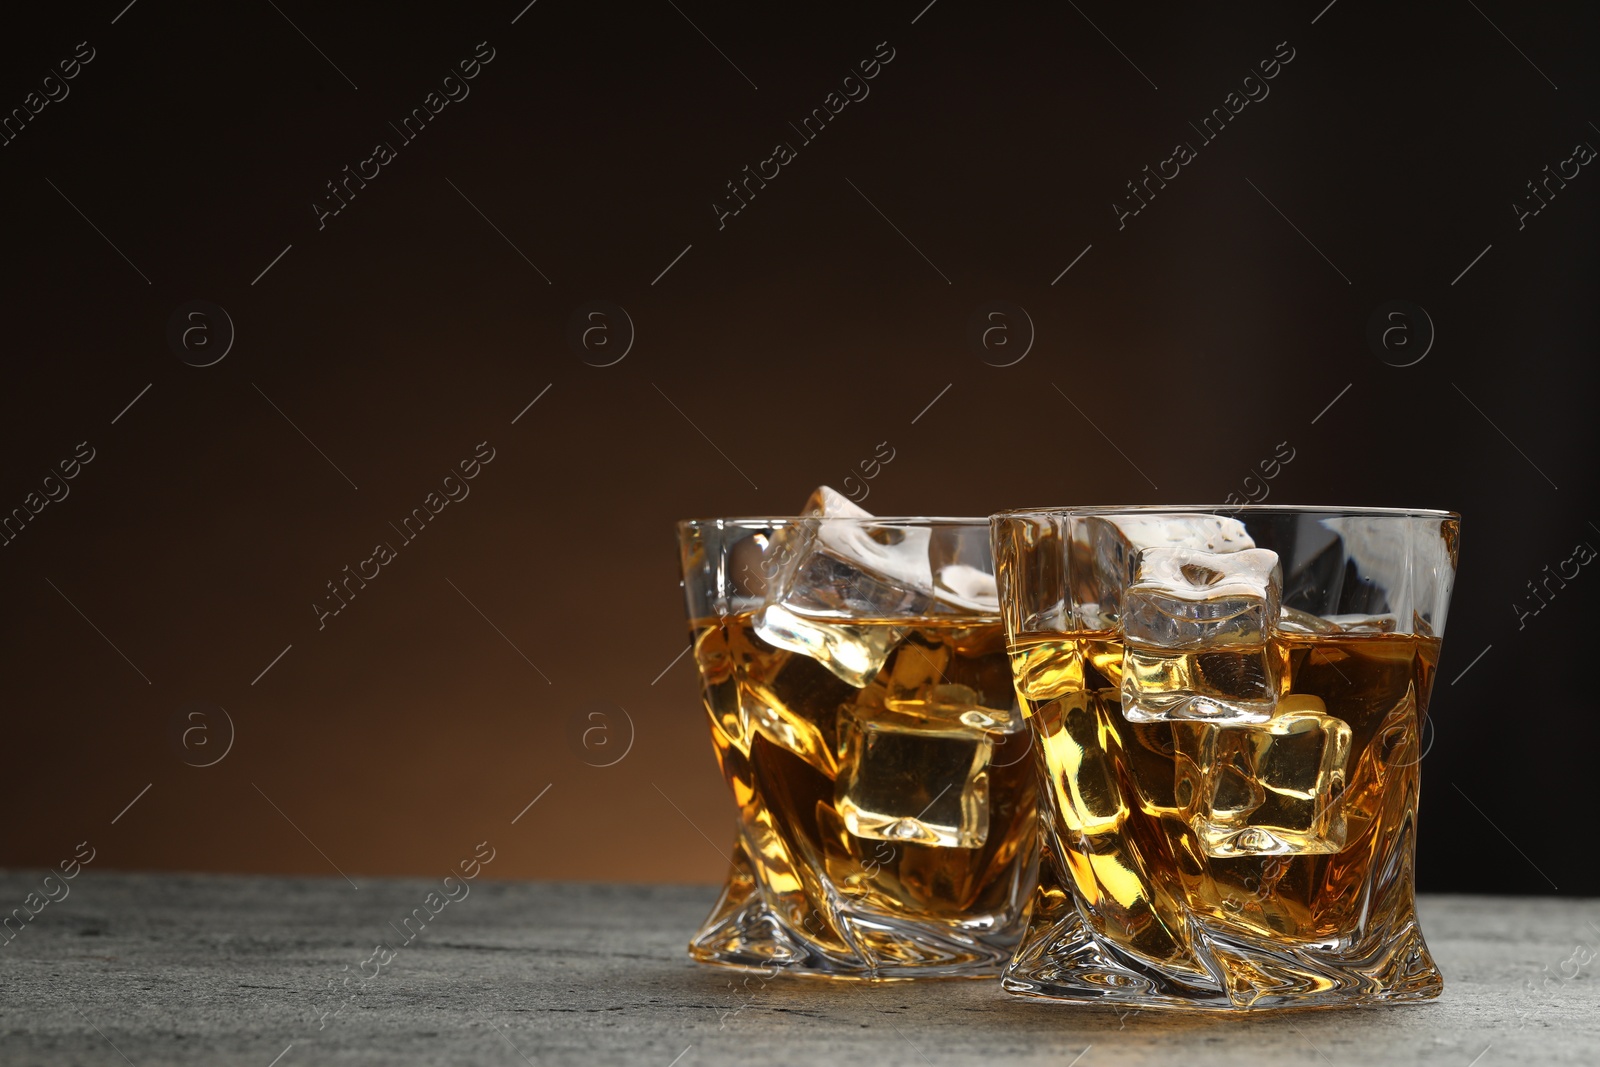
[678,505,1039,978]
[990,506,1459,1010]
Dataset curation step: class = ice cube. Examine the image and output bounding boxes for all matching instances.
[758,486,933,617]
[880,636,1019,732]
[934,563,999,612]
[835,702,991,848]
[756,487,998,684]
[755,603,904,688]
[882,637,952,711]
[1279,608,1399,635]
[1074,513,1256,630]
[1278,606,1341,635]
[806,488,933,611]
[772,534,934,620]
[1121,546,1282,724]
[1185,695,1353,858]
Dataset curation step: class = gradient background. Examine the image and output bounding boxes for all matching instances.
[1,1,1594,897]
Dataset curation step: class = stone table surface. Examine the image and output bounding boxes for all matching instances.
[0,870,1596,1066]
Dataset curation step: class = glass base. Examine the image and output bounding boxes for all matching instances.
[1002,894,1443,1011]
[689,841,1027,980]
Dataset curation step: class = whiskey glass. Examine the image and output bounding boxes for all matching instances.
[678,516,1038,977]
[991,506,1458,1009]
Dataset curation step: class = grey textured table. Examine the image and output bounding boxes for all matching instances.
[1,871,1595,1066]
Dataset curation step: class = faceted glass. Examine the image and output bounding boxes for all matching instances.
[991,506,1459,1010]
[679,517,1038,978]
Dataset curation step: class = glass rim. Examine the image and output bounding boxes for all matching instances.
[991,503,1459,521]
[677,515,989,529]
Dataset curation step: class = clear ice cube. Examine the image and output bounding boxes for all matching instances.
[1103,514,1258,553]
[835,702,991,848]
[1122,646,1278,723]
[1039,689,1128,836]
[1076,514,1257,629]
[1123,547,1280,648]
[881,637,1018,732]
[1121,546,1282,724]
[882,637,952,711]
[754,487,989,685]
[1321,514,1457,638]
[1182,695,1353,858]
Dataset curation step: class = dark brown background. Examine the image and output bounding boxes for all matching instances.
[1,1,1594,896]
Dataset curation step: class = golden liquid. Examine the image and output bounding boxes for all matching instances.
[692,612,1037,959]
[1013,629,1436,961]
